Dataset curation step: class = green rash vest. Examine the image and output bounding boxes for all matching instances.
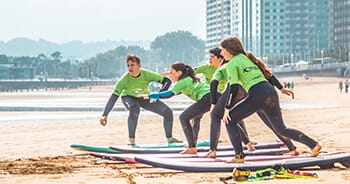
[113,69,164,97]
[212,63,229,93]
[194,64,218,84]
[226,54,267,92]
[171,76,210,101]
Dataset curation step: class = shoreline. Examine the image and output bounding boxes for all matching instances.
[1,76,350,183]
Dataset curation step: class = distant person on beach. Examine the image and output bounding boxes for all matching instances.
[99,54,181,145]
[345,79,349,93]
[290,81,294,90]
[339,81,344,93]
[219,36,321,163]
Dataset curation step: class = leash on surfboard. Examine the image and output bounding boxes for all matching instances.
[219,165,318,183]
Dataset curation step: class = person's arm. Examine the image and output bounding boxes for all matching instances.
[221,83,239,124]
[267,75,283,89]
[100,93,119,126]
[225,84,239,109]
[159,77,172,92]
[210,80,219,104]
[148,90,174,99]
[102,94,119,116]
[268,75,294,99]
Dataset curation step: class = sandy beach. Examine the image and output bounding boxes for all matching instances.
[1,76,350,184]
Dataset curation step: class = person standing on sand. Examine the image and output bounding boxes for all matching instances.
[290,81,294,90]
[99,54,181,145]
[345,79,349,93]
[204,50,298,158]
[159,48,234,143]
[219,36,321,163]
[339,81,344,93]
[147,62,251,154]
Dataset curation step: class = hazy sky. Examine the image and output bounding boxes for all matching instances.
[0,0,206,43]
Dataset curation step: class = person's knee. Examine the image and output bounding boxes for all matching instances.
[128,104,140,119]
[161,107,173,119]
[180,111,192,122]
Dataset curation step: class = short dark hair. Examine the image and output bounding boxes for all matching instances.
[126,54,141,64]
[209,47,223,59]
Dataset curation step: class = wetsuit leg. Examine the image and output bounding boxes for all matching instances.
[256,111,296,151]
[139,98,173,138]
[179,94,211,147]
[191,115,202,144]
[121,96,141,138]
[260,86,318,149]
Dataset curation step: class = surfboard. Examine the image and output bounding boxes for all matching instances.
[90,147,290,163]
[70,140,212,153]
[134,152,350,172]
[71,144,118,153]
[109,142,285,154]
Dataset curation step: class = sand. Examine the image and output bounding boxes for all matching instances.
[0,76,350,183]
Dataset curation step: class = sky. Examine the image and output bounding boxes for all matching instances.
[0,0,206,43]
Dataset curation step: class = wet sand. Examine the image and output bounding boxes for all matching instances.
[1,76,350,183]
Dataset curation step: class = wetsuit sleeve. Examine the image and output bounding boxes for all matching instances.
[159,77,172,92]
[225,84,239,109]
[267,75,283,90]
[149,90,174,99]
[210,80,219,104]
[102,93,119,116]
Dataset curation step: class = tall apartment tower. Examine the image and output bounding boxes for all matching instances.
[206,0,231,52]
[206,0,331,63]
[283,0,330,62]
[333,0,350,55]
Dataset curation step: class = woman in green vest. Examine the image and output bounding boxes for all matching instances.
[220,36,321,163]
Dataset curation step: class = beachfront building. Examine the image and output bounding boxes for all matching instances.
[206,0,231,54]
[333,0,350,61]
[205,0,332,64]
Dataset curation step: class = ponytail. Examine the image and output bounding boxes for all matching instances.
[171,62,200,82]
[185,64,200,82]
[245,51,272,78]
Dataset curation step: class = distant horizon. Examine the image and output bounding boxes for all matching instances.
[0,37,153,45]
[0,0,206,44]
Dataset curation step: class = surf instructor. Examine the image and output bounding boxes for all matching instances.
[99,54,181,145]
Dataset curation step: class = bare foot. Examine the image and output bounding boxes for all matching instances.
[283,150,300,156]
[311,144,321,157]
[180,147,197,154]
[202,150,216,158]
[246,142,256,151]
[225,157,245,163]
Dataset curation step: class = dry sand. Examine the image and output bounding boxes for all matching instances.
[0,76,350,183]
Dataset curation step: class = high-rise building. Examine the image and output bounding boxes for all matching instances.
[206,0,231,52]
[283,0,330,62]
[333,0,350,61]
[205,0,332,63]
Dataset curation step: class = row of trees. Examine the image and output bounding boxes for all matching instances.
[83,31,205,78]
[0,31,205,79]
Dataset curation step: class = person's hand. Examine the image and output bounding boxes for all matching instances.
[222,108,231,124]
[149,98,157,103]
[160,71,170,76]
[100,116,108,126]
[135,94,149,99]
[209,104,215,118]
[280,88,294,99]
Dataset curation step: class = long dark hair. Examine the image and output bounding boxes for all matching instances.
[171,62,200,82]
[220,36,272,78]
